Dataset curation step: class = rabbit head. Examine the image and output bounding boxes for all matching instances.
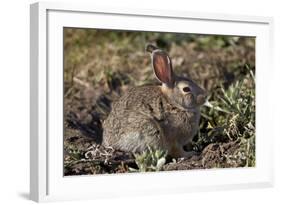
[146,44,206,110]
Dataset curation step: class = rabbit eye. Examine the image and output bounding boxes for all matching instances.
[182,87,191,93]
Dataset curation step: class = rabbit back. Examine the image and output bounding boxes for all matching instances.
[102,86,200,157]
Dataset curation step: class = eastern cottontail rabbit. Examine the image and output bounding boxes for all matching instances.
[102,44,206,158]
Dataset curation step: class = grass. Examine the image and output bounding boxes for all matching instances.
[194,66,255,166]
[129,147,168,172]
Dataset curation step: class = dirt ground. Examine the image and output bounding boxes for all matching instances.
[63,28,255,175]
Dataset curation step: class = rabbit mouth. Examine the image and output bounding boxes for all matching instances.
[196,94,207,105]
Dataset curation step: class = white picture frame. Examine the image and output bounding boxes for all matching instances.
[30,1,274,202]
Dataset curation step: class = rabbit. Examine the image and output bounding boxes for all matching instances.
[102,44,206,158]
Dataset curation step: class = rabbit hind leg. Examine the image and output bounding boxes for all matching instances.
[115,118,165,153]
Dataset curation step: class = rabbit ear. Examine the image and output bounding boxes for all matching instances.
[151,50,175,87]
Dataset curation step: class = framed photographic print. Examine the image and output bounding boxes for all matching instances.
[30,2,274,202]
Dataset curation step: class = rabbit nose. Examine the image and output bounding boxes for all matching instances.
[196,94,207,105]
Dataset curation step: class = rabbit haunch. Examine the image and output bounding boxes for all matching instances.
[102,45,206,158]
